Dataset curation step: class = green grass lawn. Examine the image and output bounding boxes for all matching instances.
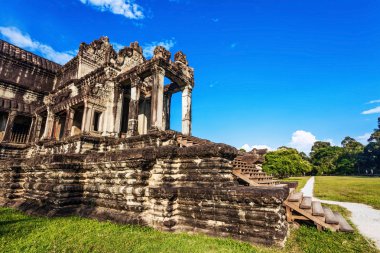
[0,207,377,253]
[314,176,380,210]
[282,176,310,191]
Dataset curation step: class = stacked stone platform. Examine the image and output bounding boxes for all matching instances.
[0,131,290,247]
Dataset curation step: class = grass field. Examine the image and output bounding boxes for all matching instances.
[314,176,380,210]
[282,176,310,191]
[0,207,377,253]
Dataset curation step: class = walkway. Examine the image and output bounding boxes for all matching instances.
[301,176,380,249]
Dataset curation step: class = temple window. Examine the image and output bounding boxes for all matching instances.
[71,105,84,136]
[0,112,8,141]
[10,115,32,143]
[92,111,101,132]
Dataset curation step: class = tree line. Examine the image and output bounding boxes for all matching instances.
[261,127,380,178]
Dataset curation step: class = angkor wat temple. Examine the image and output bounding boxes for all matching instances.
[0,37,290,246]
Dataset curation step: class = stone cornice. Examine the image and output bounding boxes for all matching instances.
[0,39,61,73]
[115,58,194,88]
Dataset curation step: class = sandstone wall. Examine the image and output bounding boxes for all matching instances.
[0,40,59,92]
[0,137,288,247]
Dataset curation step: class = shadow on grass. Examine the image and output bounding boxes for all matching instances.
[0,214,45,239]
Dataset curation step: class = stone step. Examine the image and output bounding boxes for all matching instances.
[249,175,273,180]
[240,170,261,174]
[288,192,303,202]
[323,207,339,224]
[333,212,354,232]
[251,177,274,182]
[299,197,312,209]
[247,172,267,176]
[256,180,276,184]
[312,201,325,217]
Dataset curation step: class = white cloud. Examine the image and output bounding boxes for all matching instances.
[212,18,219,23]
[111,41,124,51]
[79,0,144,19]
[357,133,371,144]
[289,130,317,154]
[368,99,380,104]
[362,106,380,115]
[142,39,176,58]
[230,43,237,49]
[0,26,75,64]
[240,144,272,152]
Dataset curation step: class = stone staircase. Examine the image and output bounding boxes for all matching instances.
[176,134,210,147]
[174,137,279,187]
[232,157,279,186]
[284,191,354,232]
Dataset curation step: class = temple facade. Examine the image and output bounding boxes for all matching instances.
[0,37,193,148]
[0,37,289,247]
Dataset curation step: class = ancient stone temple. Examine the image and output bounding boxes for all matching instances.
[0,37,289,246]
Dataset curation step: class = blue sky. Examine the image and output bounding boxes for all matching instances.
[1,0,379,153]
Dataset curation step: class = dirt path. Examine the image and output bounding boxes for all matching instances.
[301,176,380,249]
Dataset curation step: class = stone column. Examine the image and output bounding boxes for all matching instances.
[85,105,94,132]
[81,102,94,133]
[2,110,17,142]
[114,88,123,135]
[150,66,165,131]
[27,116,36,143]
[163,92,172,130]
[42,108,54,139]
[182,85,192,136]
[63,108,74,137]
[81,104,88,133]
[52,116,60,140]
[127,76,141,137]
[32,115,43,142]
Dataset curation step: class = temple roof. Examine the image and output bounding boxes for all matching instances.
[0,39,61,73]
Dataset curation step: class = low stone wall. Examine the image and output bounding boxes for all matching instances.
[148,186,288,246]
[0,135,289,247]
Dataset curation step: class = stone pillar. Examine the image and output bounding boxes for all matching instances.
[2,110,17,142]
[27,116,36,143]
[163,93,172,130]
[114,88,124,135]
[81,104,88,133]
[64,108,74,137]
[43,108,54,139]
[81,103,94,133]
[138,99,150,135]
[52,116,60,140]
[32,115,43,142]
[150,66,165,131]
[127,76,141,137]
[182,85,192,136]
[85,105,94,132]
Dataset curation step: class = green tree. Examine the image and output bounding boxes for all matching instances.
[310,141,342,175]
[336,137,364,175]
[262,147,312,178]
[360,129,380,174]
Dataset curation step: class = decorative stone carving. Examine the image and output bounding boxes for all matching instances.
[174,51,188,66]
[130,74,142,88]
[151,65,165,76]
[79,36,115,65]
[153,46,171,62]
[89,82,108,97]
[53,89,72,104]
[116,45,145,71]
